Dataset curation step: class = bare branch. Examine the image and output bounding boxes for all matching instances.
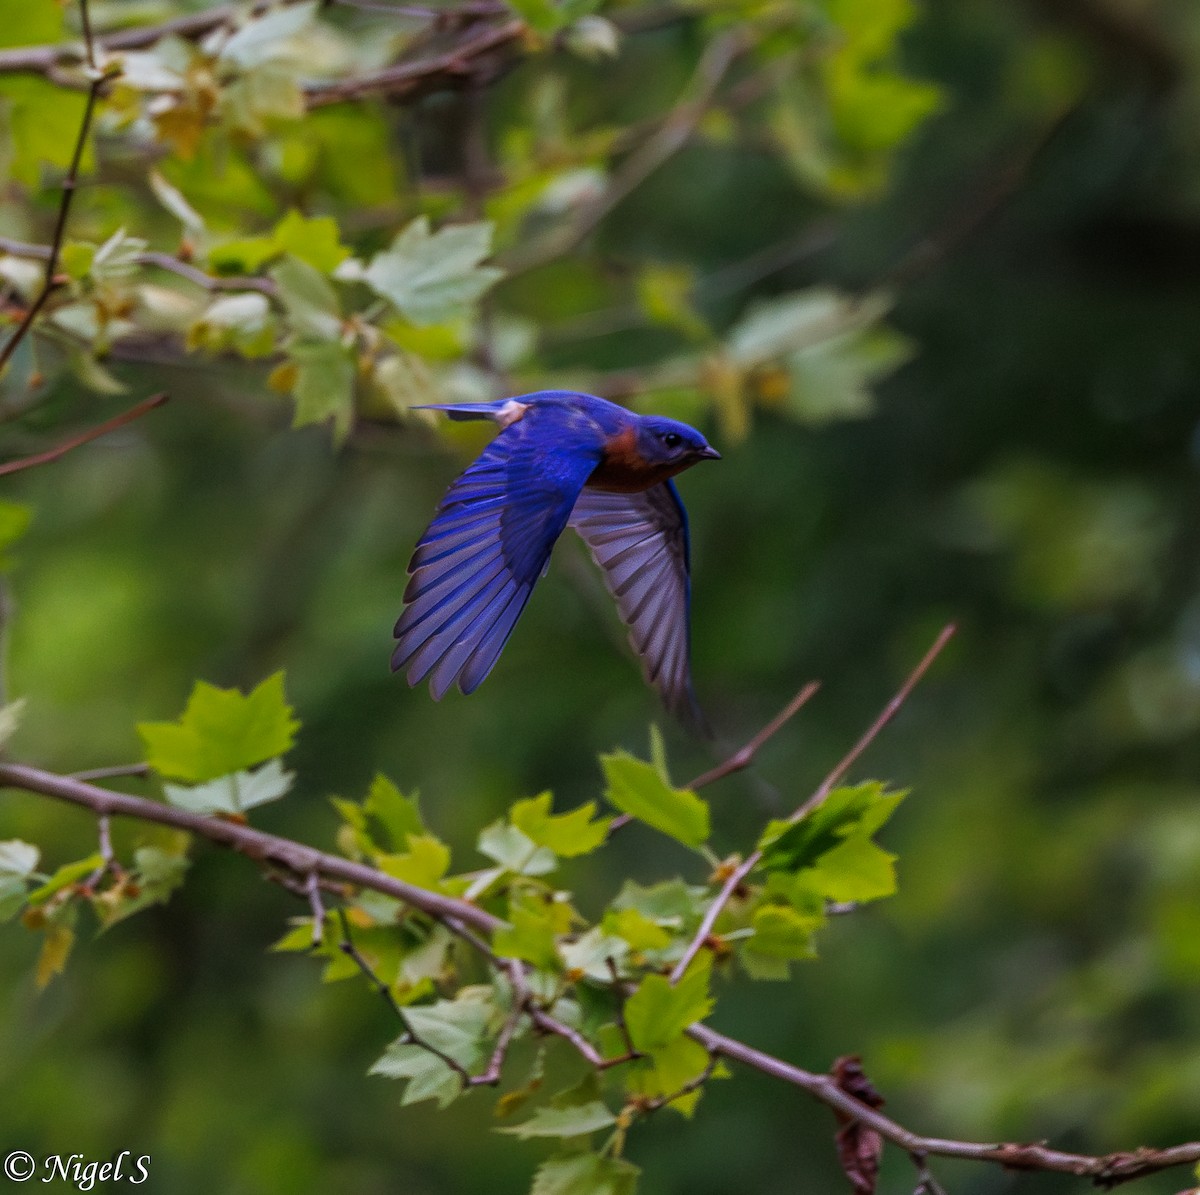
[0,0,105,378]
[669,625,955,984]
[0,393,169,478]
[687,680,821,791]
[0,237,277,296]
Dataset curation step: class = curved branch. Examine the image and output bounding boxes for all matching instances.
[670,624,956,983]
[1,748,1198,1187]
[0,393,168,477]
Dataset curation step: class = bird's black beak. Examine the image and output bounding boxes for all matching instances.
[697,446,721,461]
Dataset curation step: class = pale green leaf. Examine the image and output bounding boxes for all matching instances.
[478,819,557,876]
[163,759,295,814]
[271,255,342,340]
[0,839,39,879]
[531,1151,640,1195]
[272,209,348,274]
[499,1101,616,1139]
[0,698,26,749]
[363,217,503,326]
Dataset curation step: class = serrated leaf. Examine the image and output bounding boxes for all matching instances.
[271,255,342,340]
[272,209,348,274]
[139,673,298,783]
[163,758,294,815]
[511,792,611,858]
[803,834,898,902]
[531,1151,640,1195]
[610,878,703,928]
[601,906,672,952]
[0,840,38,879]
[756,782,904,872]
[287,339,356,443]
[361,773,424,851]
[378,834,450,890]
[478,819,557,877]
[363,217,503,326]
[624,954,713,1051]
[750,903,821,959]
[208,237,280,273]
[369,1042,462,1108]
[401,990,492,1069]
[601,744,709,848]
[493,894,568,971]
[499,1100,617,1139]
[626,1032,710,1117]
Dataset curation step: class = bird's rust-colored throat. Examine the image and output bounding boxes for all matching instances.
[589,425,691,493]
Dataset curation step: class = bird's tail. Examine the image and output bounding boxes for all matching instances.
[414,400,524,423]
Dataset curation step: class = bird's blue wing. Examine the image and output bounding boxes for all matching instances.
[394,410,602,698]
[569,481,706,730]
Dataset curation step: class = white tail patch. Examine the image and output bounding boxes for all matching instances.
[495,399,529,428]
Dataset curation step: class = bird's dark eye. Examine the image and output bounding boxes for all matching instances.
[661,432,682,449]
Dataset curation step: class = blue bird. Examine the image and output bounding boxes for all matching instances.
[392,390,720,725]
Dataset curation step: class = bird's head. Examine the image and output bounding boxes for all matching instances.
[635,416,721,472]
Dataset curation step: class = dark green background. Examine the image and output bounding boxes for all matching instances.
[3,1,1200,1191]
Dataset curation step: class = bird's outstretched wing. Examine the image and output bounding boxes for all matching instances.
[393,407,602,698]
[569,481,705,730]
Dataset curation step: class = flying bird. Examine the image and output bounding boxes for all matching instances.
[392,390,720,725]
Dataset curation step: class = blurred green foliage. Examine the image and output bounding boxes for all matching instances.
[3,0,1200,1191]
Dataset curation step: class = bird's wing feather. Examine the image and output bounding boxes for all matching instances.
[393,408,602,698]
[569,481,705,729]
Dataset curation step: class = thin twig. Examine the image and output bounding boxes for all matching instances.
[0,0,104,378]
[668,626,955,984]
[0,393,169,478]
[336,905,405,1019]
[68,762,151,782]
[688,680,821,790]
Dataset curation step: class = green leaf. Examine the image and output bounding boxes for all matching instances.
[624,954,713,1051]
[378,833,450,890]
[499,1100,617,1139]
[625,1032,710,1117]
[94,844,190,929]
[559,925,629,981]
[756,782,905,872]
[287,340,357,443]
[369,1042,462,1109]
[272,209,349,274]
[207,236,280,273]
[0,839,38,879]
[808,834,897,900]
[363,774,424,852]
[363,217,504,326]
[602,906,672,952]
[402,993,493,1069]
[138,672,299,783]
[493,893,567,971]
[531,1151,640,1195]
[478,820,557,877]
[511,792,611,858]
[163,759,295,815]
[749,903,821,960]
[271,255,343,341]
[610,878,704,928]
[26,854,104,904]
[600,736,709,848]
